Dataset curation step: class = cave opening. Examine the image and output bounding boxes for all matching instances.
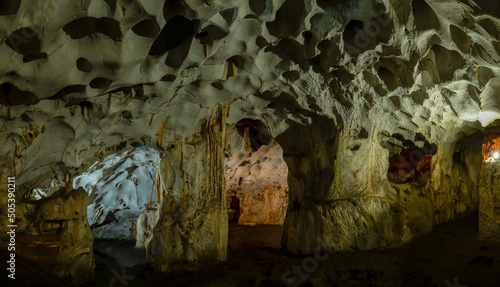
[224,119,289,249]
[479,132,500,240]
[482,133,500,161]
[453,131,500,175]
[73,146,161,267]
[387,142,437,183]
[451,131,500,238]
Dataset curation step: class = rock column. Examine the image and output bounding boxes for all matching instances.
[479,161,500,239]
[149,106,228,271]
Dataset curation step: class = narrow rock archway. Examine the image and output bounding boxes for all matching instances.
[74,146,162,267]
[224,119,289,249]
[479,133,500,239]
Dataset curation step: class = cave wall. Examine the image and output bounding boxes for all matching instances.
[480,161,500,239]
[0,185,94,284]
[283,126,483,254]
[149,106,228,272]
[0,0,500,283]
[279,115,339,254]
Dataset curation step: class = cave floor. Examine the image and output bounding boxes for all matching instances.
[93,214,500,287]
[5,213,500,286]
[227,223,284,249]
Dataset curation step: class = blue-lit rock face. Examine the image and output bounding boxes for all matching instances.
[74,146,161,241]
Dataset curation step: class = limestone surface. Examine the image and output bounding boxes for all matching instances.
[479,161,500,239]
[225,138,288,225]
[73,146,161,240]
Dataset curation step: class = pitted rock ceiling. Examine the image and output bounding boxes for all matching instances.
[1,0,500,284]
[1,0,500,180]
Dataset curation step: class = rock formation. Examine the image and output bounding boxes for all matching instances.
[0,0,500,285]
[479,160,500,240]
[225,125,289,225]
[73,146,161,241]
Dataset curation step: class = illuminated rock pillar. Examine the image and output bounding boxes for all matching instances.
[479,161,500,239]
[149,106,228,271]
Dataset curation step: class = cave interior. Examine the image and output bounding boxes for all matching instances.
[1,0,500,286]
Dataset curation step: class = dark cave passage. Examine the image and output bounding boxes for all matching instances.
[387,143,437,183]
[224,119,289,249]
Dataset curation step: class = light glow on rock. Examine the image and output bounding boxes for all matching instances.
[494,152,499,160]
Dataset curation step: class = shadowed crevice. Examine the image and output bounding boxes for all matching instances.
[89,78,113,90]
[76,58,92,72]
[63,17,123,41]
[6,27,47,63]
[149,15,194,56]
[0,82,39,106]
[49,85,87,100]
[0,0,21,16]
[132,19,161,38]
